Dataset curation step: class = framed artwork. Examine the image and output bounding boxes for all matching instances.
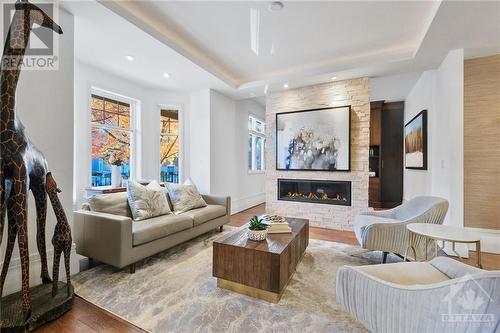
[404,110,428,170]
[276,106,351,171]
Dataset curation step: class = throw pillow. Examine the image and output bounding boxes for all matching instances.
[165,183,207,214]
[127,180,171,221]
[88,192,133,218]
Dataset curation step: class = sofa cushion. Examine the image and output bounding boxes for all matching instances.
[127,180,171,221]
[88,192,132,218]
[179,204,226,226]
[133,214,192,246]
[164,183,207,214]
[356,262,450,285]
[353,214,399,245]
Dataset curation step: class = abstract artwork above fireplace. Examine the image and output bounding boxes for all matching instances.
[278,179,351,206]
[276,106,351,171]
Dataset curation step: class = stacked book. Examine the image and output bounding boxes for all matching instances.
[261,214,292,234]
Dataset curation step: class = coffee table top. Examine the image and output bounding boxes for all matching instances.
[214,218,308,254]
[407,223,481,243]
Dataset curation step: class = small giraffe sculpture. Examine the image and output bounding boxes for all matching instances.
[45,173,72,297]
[0,0,63,320]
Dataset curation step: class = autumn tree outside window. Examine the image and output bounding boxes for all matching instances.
[91,93,134,186]
[160,109,180,183]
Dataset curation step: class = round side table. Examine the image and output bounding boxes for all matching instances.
[405,223,482,268]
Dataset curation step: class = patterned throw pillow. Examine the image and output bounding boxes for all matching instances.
[165,183,207,214]
[127,180,171,221]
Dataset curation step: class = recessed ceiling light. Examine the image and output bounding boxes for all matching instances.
[283,83,289,89]
[331,76,337,80]
[125,55,135,61]
[269,1,284,12]
[163,73,170,78]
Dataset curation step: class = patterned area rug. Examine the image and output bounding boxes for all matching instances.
[72,228,399,333]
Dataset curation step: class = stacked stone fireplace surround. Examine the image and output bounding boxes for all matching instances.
[265,78,370,231]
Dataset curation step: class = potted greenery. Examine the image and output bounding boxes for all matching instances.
[248,216,268,241]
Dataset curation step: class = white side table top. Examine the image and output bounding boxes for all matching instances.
[407,223,481,243]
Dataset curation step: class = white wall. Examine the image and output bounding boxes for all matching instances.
[435,49,464,232]
[188,89,211,194]
[1,9,75,295]
[189,90,266,213]
[370,72,422,102]
[404,49,465,252]
[210,90,237,199]
[74,61,190,207]
[404,70,436,198]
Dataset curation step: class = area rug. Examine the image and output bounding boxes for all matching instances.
[72,228,399,333]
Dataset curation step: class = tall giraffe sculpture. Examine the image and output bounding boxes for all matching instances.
[0,0,63,320]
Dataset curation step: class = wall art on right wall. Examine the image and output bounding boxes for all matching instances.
[404,109,428,170]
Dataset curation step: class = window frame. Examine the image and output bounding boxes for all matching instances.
[248,114,266,174]
[157,104,183,184]
[89,88,139,187]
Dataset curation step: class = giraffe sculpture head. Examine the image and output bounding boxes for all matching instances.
[6,0,63,50]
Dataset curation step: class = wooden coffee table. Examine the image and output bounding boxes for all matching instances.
[213,218,309,303]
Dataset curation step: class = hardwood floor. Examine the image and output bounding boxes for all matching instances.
[35,203,500,332]
[228,204,359,245]
[35,297,145,333]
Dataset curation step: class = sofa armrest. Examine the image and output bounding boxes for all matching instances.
[73,210,133,268]
[202,195,231,215]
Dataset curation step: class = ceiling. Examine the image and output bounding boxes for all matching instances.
[62,1,230,92]
[117,1,437,84]
[64,1,500,100]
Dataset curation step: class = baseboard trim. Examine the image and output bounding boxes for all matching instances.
[2,243,78,296]
[231,193,265,214]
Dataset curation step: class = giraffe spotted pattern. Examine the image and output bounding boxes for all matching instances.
[0,0,64,321]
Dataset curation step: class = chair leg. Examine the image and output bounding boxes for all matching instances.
[129,263,136,274]
[382,251,388,264]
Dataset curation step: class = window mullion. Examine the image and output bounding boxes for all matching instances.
[251,134,256,171]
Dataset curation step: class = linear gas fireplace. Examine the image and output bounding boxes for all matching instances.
[278,179,351,206]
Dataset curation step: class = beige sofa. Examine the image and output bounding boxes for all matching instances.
[74,193,230,273]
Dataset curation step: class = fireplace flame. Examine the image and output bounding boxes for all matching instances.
[286,191,347,201]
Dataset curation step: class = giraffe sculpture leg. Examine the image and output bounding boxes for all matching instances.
[0,179,6,247]
[0,173,9,248]
[0,217,18,296]
[7,170,32,320]
[51,246,71,297]
[31,180,51,283]
[51,248,61,297]
[64,246,71,296]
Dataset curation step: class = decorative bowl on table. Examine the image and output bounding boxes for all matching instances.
[248,215,268,241]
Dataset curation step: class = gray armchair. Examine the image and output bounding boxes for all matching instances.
[336,257,500,333]
[354,196,449,262]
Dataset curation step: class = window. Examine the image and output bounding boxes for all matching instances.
[90,93,134,186]
[248,115,265,172]
[160,109,179,183]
